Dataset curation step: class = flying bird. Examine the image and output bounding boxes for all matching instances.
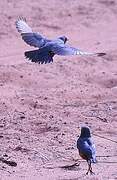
[16,17,106,64]
[77,126,96,175]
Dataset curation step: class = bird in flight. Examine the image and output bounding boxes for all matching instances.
[16,17,106,64]
[77,126,96,175]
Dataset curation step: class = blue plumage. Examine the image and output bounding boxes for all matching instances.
[16,18,106,64]
[77,126,96,174]
[25,48,54,64]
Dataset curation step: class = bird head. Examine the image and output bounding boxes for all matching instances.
[59,36,68,43]
[80,126,91,138]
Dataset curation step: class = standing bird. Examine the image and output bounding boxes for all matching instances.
[77,126,96,175]
[15,17,106,64]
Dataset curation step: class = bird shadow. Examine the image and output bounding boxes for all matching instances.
[60,162,80,171]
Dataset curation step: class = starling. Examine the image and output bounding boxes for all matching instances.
[16,17,106,64]
[77,126,96,175]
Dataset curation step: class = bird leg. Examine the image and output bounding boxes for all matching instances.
[89,165,95,175]
[86,161,90,175]
[86,160,95,175]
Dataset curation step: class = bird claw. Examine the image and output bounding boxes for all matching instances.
[90,170,95,175]
[86,170,95,175]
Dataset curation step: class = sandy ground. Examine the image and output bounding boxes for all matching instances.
[0,0,117,179]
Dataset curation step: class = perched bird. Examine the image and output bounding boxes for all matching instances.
[77,126,96,175]
[16,17,106,64]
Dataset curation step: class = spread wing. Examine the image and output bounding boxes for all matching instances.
[15,17,49,48]
[51,43,106,57]
[51,43,78,55]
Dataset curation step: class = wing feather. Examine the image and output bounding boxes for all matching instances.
[16,18,49,48]
[51,43,106,56]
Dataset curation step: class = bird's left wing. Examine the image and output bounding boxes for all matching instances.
[51,43,106,57]
[16,17,49,48]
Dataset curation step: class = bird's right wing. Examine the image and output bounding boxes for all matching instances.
[51,43,106,57]
[16,17,49,48]
[87,139,96,163]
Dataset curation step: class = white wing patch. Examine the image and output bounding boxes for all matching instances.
[16,18,32,34]
[76,50,95,56]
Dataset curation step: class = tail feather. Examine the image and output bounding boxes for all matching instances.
[25,49,54,64]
